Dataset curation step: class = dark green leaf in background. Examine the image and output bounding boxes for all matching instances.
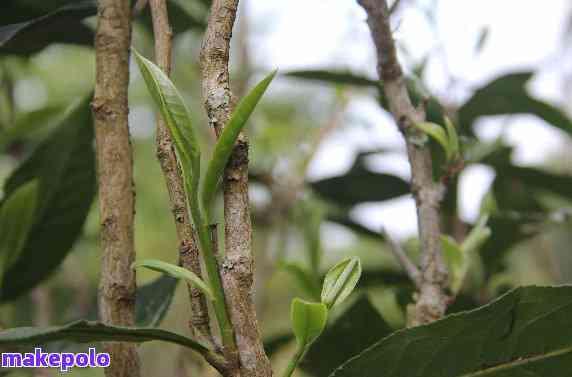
[458,72,572,137]
[331,286,572,377]
[310,162,409,206]
[285,70,379,88]
[1,97,96,301]
[0,0,96,56]
[0,180,38,289]
[135,275,178,327]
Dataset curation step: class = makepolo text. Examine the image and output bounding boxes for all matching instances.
[1,347,110,372]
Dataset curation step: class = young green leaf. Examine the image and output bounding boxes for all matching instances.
[201,70,277,220]
[0,180,39,287]
[441,235,465,294]
[133,259,214,301]
[291,298,328,348]
[444,116,459,159]
[412,121,452,160]
[321,256,362,309]
[133,50,201,209]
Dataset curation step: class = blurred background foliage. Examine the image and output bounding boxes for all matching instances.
[0,0,571,376]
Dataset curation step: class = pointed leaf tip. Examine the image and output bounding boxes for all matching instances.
[201,70,277,220]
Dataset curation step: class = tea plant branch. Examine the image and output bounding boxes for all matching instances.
[91,0,140,376]
[148,0,213,347]
[380,227,422,289]
[200,0,273,376]
[358,0,449,326]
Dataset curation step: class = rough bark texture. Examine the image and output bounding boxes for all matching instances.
[92,1,141,376]
[200,1,272,376]
[148,0,213,346]
[358,0,449,326]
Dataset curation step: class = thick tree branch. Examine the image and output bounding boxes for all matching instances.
[148,0,214,347]
[358,0,449,326]
[200,0,272,376]
[92,0,140,376]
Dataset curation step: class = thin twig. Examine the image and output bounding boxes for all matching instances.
[357,0,449,326]
[148,0,214,348]
[380,227,422,289]
[200,0,272,375]
[92,0,140,376]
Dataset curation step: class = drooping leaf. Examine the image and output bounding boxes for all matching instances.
[136,275,178,327]
[285,70,379,88]
[0,180,38,287]
[321,257,362,309]
[458,72,572,137]
[133,259,214,301]
[1,97,96,301]
[0,320,210,354]
[133,50,201,215]
[201,70,277,219]
[291,298,328,348]
[0,0,96,56]
[331,286,572,377]
[302,296,392,377]
[310,163,410,206]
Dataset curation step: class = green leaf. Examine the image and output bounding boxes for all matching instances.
[0,180,38,286]
[412,121,453,160]
[291,298,328,348]
[1,97,96,302]
[133,259,214,301]
[441,235,465,294]
[201,70,277,220]
[331,286,572,377]
[321,257,362,309]
[311,161,410,206]
[302,296,392,377]
[0,320,210,354]
[458,72,572,137]
[136,275,178,327]
[285,70,379,87]
[445,117,460,159]
[133,50,201,216]
[0,0,96,56]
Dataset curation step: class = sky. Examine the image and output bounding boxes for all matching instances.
[244,0,572,240]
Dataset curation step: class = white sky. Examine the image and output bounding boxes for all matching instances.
[245,0,572,240]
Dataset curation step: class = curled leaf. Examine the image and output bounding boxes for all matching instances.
[321,256,362,309]
[133,259,214,301]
